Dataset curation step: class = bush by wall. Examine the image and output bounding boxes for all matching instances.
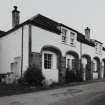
[23,66,44,86]
[65,68,76,83]
[65,68,83,83]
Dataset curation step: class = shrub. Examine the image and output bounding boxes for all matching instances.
[23,66,44,86]
[65,67,83,83]
[65,68,77,83]
[66,70,73,83]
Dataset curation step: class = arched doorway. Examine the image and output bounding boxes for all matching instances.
[93,57,100,79]
[81,54,91,80]
[65,51,79,82]
[41,45,62,83]
[102,59,105,78]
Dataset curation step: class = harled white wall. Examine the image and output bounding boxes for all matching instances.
[31,25,81,82]
[31,25,80,57]
[0,23,104,81]
[0,25,29,75]
[31,25,105,80]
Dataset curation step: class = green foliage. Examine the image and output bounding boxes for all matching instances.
[23,66,44,86]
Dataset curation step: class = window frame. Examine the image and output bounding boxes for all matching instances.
[95,42,98,54]
[95,42,102,55]
[66,58,75,70]
[70,32,76,46]
[44,53,52,69]
[99,44,102,54]
[61,28,67,43]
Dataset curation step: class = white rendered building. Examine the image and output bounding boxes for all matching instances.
[0,6,105,83]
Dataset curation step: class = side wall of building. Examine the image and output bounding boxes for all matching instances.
[0,23,104,82]
[0,25,29,76]
[31,25,80,56]
[31,25,105,82]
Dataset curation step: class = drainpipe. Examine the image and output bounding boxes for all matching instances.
[28,24,32,67]
[21,26,24,79]
[80,42,83,81]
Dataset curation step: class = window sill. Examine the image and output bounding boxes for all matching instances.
[61,42,76,47]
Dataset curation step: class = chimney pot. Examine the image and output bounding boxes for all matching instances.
[85,27,90,40]
[14,6,17,10]
[12,6,20,28]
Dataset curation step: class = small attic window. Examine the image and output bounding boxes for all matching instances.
[70,32,75,45]
[62,28,67,43]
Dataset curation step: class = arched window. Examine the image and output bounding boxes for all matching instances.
[66,55,75,70]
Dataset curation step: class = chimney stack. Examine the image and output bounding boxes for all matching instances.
[85,27,90,40]
[12,6,20,28]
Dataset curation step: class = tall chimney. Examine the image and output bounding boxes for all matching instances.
[12,6,20,28]
[85,27,90,40]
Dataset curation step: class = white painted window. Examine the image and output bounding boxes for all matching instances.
[95,42,102,54]
[44,53,52,69]
[70,32,75,46]
[67,59,70,69]
[11,56,21,77]
[67,59,75,70]
[66,55,75,70]
[95,42,98,53]
[62,28,67,43]
[99,44,102,54]
[93,60,97,72]
[11,62,17,75]
[93,62,95,71]
[42,51,57,70]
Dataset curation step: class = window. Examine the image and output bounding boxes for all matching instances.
[62,28,67,43]
[70,32,75,45]
[67,59,75,70]
[95,42,102,54]
[93,62,95,72]
[93,62,97,72]
[67,59,70,69]
[95,42,98,53]
[44,53,52,69]
[99,44,102,54]
[72,59,75,69]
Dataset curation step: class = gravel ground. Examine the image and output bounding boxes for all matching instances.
[0,81,105,105]
[49,92,105,105]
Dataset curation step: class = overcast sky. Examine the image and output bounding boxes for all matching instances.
[0,0,105,45]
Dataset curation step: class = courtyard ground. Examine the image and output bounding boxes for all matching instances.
[0,80,103,97]
[0,80,105,105]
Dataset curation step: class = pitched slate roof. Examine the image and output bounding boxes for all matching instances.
[77,33,95,46]
[29,14,60,34]
[0,30,6,37]
[0,14,103,48]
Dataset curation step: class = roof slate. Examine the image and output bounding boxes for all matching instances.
[0,14,103,49]
[0,30,6,37]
